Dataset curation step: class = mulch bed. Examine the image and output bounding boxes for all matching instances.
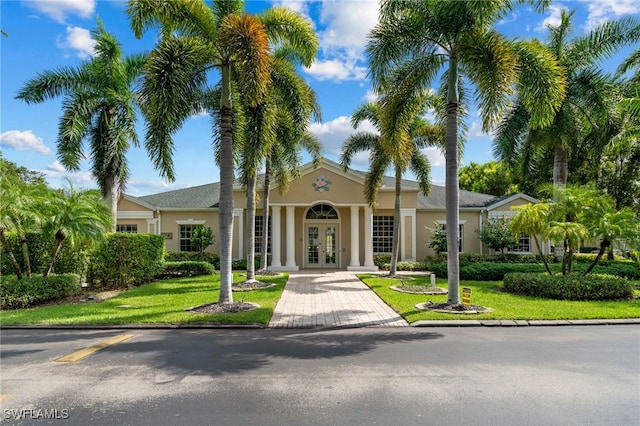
[232,281,275,292]
[416,301,493,314]
[390,285,448,295]
[187,302,260,314]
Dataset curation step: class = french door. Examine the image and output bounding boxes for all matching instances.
[306,224,338,268]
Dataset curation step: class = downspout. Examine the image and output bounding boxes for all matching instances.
[157,208,161,235]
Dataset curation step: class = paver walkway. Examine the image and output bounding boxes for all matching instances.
[269,270,408,328]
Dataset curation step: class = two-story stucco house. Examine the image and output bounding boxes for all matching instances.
[116,158,544,271]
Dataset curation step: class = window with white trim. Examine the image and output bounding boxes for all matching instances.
[373,215,394,254]
[436,221,464,252]
[254,215,271,254]
[116,224,137,233]
[179,225,198,252]
[488,211,531,253]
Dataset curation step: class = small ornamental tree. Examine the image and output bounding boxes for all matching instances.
[190,226,215,261]
[478,217,519,254]
[427,223,448,254]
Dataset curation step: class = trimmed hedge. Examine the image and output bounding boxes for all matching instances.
[428,262,546,281]
[0,274,81,310]
[162,261,215,277]
[425,253,553,265]
[165,251,220,267]
[503,272,634,301]
[88,233,165,289]
[0,232,92,277]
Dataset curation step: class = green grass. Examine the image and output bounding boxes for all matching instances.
[359,275,640,323]
[0,273,288,326]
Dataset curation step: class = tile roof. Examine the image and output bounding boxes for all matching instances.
[418,185,498,209]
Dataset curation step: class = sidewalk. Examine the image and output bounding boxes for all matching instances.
[269,270,408,328]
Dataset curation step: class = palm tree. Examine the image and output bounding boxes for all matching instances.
[494,10,640,189]
[127,0,316,304]
[368,0,565,304]
[16,20,147,231]
[258,131,322,272]
[509,203,553,275]
[340,90,439,276]
[42,182,111,277]
[238,45,319,284]
[0,177,48,278]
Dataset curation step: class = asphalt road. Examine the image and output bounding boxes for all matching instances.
[1,326,639,425]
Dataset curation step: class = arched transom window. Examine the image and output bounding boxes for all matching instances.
[306,204,338,220]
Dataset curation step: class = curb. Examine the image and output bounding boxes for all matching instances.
[1,319,639,330]
[411,318,640,327]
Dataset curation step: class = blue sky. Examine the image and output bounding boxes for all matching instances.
[2,0,639,196]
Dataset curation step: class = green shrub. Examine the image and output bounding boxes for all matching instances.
[0,232,92,276]
[503,272,634,301]
[424,253,552,266]
[162,261,215,277]
[165,251,220,268]
[0,274,81,310]
[88,233,165,289]
[374,254,392,268]
[590,261,640,279]
[427,262,546,280]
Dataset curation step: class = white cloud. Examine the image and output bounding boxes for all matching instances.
[305,58,367,81]
[583,0,640,30]
[0,130,53,155]
[421,146,445,168]
[535,4,567,32]
[24,0,95,23]
[269,0,311,19]
[309,115,376,165]
[302,0,379,82]
[362,88,378,103]
[56,26,96,59]
[126,179,185,197]
[40,160,95,187]
[317,0,379,52]
[467,120,493,138]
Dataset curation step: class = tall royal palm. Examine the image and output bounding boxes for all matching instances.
[127,0,315,303]
[340,90,439,276]
[368,0,565,303]
[16,20,146,231]
[494,10,640,189]
[239,44,320,283]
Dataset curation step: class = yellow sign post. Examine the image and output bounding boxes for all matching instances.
[462,287,472,306]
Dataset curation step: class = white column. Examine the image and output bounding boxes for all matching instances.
[363,206,376,269]
[349,206,360,267]
[270,206,282,267]
[234,208,244,259]
[285,206,297,269]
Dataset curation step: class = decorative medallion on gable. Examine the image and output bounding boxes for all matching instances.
[312,175,332,192]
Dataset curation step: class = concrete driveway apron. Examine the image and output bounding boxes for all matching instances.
[269,271,408,328]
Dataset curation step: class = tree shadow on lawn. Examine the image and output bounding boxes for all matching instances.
[105,328,444,378]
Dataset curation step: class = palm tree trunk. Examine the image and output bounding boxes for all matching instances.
[217,65,234,304]
[19,231,32,278]
[390,168,402,276]
[445,59,460,305]
[245,174,257,282]
[553,144,568,188]
[583,239,609,276]
[1,227,23,280]
[45,231,65,277]
[105,177,118,233]
[259,157,272,271]
[533,236,553,275]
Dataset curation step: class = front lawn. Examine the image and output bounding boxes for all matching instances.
[0,273,288,326]
[359,274,640,323]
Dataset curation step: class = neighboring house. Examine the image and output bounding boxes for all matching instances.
[117,158,546,271]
